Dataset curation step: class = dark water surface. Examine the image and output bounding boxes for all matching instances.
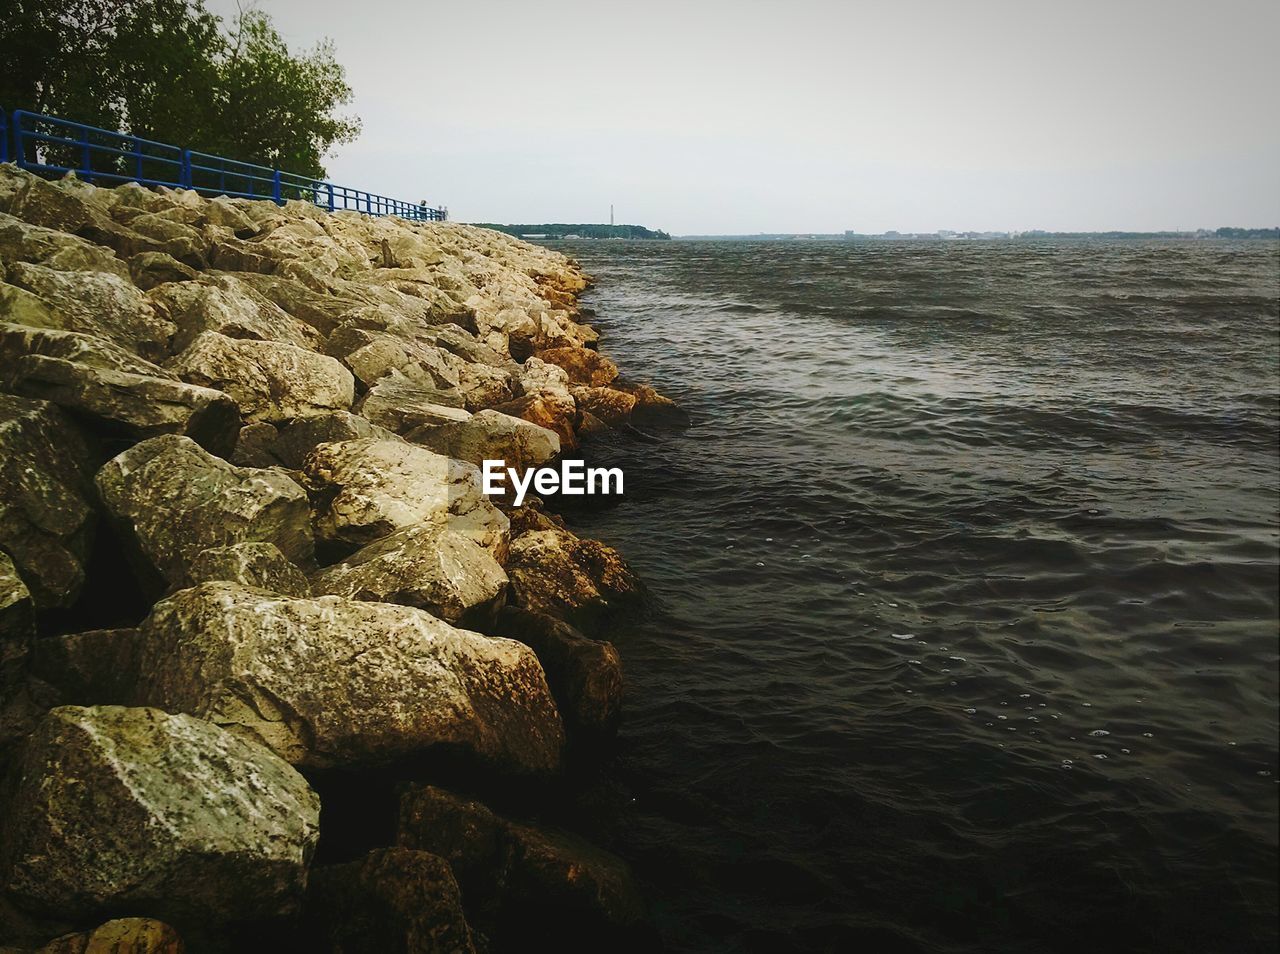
[552,240,1279,953]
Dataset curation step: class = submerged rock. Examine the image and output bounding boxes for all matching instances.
[311,525,506,626]
[133,582,564,774]
[304,438,509,559]
[168,331,354,423]
[0,705,319,924]
[95,435,314,592]
[0,395,96,610]
[303,849,475,954]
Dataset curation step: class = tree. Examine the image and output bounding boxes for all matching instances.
[0,1,360,180]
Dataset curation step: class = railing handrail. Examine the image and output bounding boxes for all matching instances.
[1,108,445,222]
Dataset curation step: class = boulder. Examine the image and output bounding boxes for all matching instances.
[224,271,367,337]
[571,386,637,426]
[4,263,175,362]
[0,212,130,280]
[397,785,644,934]
[272,412,392,470]
[355,373,471,434]
[493,392,579,449]
[326,322,464,395]
[505,527,642,629]
[519,356,572,399]
[534,347,618,387]
[0,706,319,924]
[3,175,93,234]
[408,409,559,472]
[624,382,689,428]
[0,395,96,609]
[148,274,323,353]
[95,435,314,591]
[167,331,354,424]
[304,438,509,560]
[127,252,198,290]
[4,355,240,457]
[28,628,140,706]
[185,542,311,597]
[34,918,184,954]
[311,526,506,626]
[0,552,35,698]
[133,582,564,774]
[229,421,281,469]
[303,849,475,954]
[0,323,167,378]
[495,606,622,743]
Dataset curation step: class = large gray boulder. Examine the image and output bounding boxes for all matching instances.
[3,262,175,362]
[4,355,240,457]
[148,274,324,353]
[311,525,507,626]
[167,331,354,424]
[0,395,96,609]
[304,438,509,560]
[409,408,560,471]
[303,849,476,954]
[0,705,319,923]
[95,435,314,591]
[133,582,564,774]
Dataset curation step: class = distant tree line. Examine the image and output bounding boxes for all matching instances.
[0,0,359,179]
[1213,227,1279,240]
[475,224,672,241]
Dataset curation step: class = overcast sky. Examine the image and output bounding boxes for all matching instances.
[206,0,1279,233]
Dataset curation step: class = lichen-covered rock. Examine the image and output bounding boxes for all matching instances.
[133,582,564,774]
[311,525,506,626]
[28,627,141,706]
[355,372,471,434]
[4,355,240,457]
[35,918,184,954]
[495,606,623,743]
[95,435,314,591]
[167,331,354,423]
[4,263,174,362]
[397,785,644,936]
[0,706,319,923]
[148,274,323,353]
[303,849,476,954]
[0,395,96,609]
[535,347,618,387]
[505,527,642,629]
[304,438,509,559]
[186,542,310,597]
[0,552,34,699]
[409,408,560,471]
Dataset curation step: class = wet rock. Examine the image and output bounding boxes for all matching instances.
[4,263,174,362]
[397,785,644,935]
[409,409,560,471]
[167,331,354,423]
[492,392,579,450]
[355,372,471,434]
[185,542,310,597]
[0,705,319,924]
[0,552,34,699]
[534,347,618,387]
[95,435,314,592]
[303,849,475,954]
[0,395,96,609]
[624,382,689,428]
[311,525,506,626]
[304,438,509,559]
[28,628,141,706]
[495,606,623,742]
[505,527,642,629]
[133,582,564,774]
[4,355,239,458]
[127,252,198,291]
[571,386,637,427]
[148,274,323,353]
[34,918,184,954]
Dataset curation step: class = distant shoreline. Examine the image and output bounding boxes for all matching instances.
[675,228,1280,242]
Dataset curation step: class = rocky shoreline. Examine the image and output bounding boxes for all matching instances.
[0,165,678,952]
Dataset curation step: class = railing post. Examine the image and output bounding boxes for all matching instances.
[133,139,143,183]
[181,150,192,189]
[272,169,282,205]
[326,183,335,212]
[79,126,91,178]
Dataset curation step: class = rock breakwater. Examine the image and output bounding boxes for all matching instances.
[0,165,671,952]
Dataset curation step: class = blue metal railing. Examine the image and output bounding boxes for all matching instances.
[2,109,445,221]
